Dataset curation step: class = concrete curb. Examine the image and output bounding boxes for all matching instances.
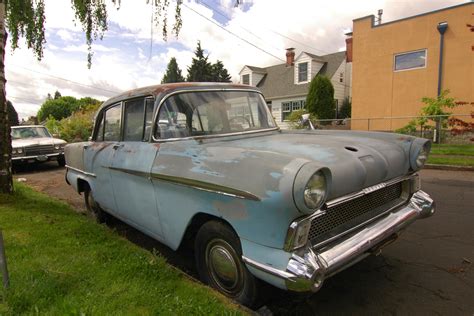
[425,164,474,172]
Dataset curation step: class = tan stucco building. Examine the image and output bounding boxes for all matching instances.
[349,2,473,131]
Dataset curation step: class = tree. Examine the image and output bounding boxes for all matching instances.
[37,96,81,122]
[338,97,351,119]
[54,90,62,99]
[0,0,182,193]
[6,100,18,126]
[306,75,335,120]
[211,60,231,82]
[161,57,185,83]
[187,41,213,82]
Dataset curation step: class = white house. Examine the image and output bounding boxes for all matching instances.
[239,48,352,129]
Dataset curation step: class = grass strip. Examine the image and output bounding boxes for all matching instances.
[430,144,474,156]
[427,156,474,167]
[0,183,243,315]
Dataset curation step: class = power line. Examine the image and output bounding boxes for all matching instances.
[199,1,331,56]
[199,0,282,53]
[8,96,40,104]
[182,3,285,62]
[9,65,121,95]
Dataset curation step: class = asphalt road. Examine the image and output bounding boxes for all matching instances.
[14,162,474,315]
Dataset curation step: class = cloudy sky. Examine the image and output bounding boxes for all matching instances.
[6,0,466,119]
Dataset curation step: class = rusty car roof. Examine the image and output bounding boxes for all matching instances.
[101,82,260,108]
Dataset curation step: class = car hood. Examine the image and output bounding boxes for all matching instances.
[156,130,417,201]
[222,130,414,199]
[12,137,67,148]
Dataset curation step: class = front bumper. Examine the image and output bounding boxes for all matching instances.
[243,190,435,292]
[12,152,63,163]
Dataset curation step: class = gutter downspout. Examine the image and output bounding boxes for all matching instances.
[435,22,448,143]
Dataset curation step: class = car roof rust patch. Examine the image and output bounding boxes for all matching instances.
[100,82,260,109]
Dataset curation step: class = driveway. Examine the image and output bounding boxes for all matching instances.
[14,163,474,315]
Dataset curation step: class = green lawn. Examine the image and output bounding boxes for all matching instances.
[430,144,474,156]
[427,144,474,166]
[0,183,243,315]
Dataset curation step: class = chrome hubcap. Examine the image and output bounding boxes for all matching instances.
[206,240,241,294]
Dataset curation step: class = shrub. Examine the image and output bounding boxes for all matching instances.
[306,75,335,120]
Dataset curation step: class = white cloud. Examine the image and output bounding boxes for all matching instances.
[6,0,465,119]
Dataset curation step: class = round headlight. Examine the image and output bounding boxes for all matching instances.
[304,171,327,210]
[54,144,60,150]
[416,146,429,168]
[18,148,23,154]
[12,148,17,154]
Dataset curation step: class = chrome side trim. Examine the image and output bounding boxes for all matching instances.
[242,256,295,280]
[151,172,261,201]
[65,165,96,178]
[108,166,150,179]
[106,165,260,201]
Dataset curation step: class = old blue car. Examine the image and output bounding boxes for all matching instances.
[65,83,435,306]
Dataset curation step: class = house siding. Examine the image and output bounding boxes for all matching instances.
[331,61,347,105]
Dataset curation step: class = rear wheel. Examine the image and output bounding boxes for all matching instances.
[195,221,258,307]
[84,189,109,223]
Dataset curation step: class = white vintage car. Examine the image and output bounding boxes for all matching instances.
[65,83,435,307]
[11,125,67,166]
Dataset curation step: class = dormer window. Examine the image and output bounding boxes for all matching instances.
[242,74,250,85]
[298,62,308,83]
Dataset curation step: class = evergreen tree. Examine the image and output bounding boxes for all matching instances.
[186,41,213,82]
[306,75,335,120]
[6,100,19,126]
[54,90,62,99]
[211,60,231,82]
[161,57,185,83]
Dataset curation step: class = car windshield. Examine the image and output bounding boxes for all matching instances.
[155,91,277,139]
[11,127,52,140]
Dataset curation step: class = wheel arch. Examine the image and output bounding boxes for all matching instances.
[180,212,239,249]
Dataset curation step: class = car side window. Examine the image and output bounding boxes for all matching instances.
[124,98,146,141]
[143,98,155,141]
[96,116,105,141]
[104,104,122,141]
[155,97,193,139]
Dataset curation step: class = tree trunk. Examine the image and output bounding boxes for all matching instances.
[0,0,13,194]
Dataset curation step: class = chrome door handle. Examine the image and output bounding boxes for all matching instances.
[112,144,124,150]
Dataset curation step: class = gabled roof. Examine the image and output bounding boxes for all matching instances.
[246,66,267,73]
[246,51,346,100]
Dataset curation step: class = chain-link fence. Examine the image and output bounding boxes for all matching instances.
[308,114,473,144]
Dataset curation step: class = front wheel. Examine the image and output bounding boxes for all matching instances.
[57,156,66,167]
[84,189,109,223]
[195,221,258,307]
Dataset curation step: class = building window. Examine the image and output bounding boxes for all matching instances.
[281,100,306,121]
[298,62,308,83]
[339,72,344,83]
[242,74,250,85]
[394,49,427,71]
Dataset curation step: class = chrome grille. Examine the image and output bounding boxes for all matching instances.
[24,144,55,156]
[309,181,404,246]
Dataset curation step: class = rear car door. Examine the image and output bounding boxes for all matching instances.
[109,97,163,239]
[84,103,122,213]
